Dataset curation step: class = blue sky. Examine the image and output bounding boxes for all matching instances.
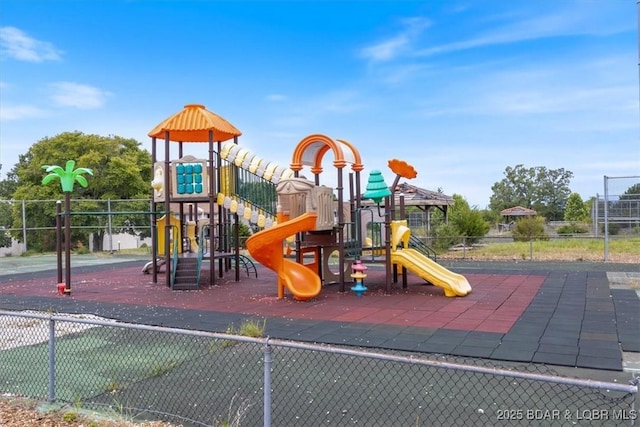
[1,0,638,207]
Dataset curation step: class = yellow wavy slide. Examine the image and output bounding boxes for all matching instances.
[391,220,472,297]
[391,249,472,297]
[246,213,321,301]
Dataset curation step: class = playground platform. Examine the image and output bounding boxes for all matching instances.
[1,254,638,374]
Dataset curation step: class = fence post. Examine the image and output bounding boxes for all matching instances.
[462,236,466,260]
[603,176,610,262]
[263,339,272,427]
[108,199,113,253]
[21,199,27,252]
[48,317,55,402]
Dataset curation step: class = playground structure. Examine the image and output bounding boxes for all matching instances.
[146,104,471,298]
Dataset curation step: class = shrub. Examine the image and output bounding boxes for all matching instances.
[600,223,620,235]
[557,222,588,235]
[432,222,462,251]
[232,222,253,249]
[512,217,549,241]
[74,247,90,255]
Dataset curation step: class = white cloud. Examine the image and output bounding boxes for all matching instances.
[0,104,48,121]
[360,17,430,62]
[266,93,287,102]
[414,4,633,59]
[49,82,112,109]
[0,26,62,62]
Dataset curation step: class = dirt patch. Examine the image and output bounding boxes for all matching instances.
[0,396,177,426]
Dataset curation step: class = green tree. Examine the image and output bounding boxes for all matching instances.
[432,221,461,251]
[0,167,19,199]
[0,202,11,248]
[449,194,490,245]
[620,183,640,200]
[614,183,640,231]
[564,193,590,222]
[10,132,153,251]
[0,165,17,248]
[489,164,573,221]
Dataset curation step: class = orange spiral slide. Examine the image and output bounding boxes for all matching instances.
[246,212,321,301]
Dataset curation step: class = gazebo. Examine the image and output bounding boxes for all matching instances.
[361,181,455,228]
[500,206,537,217]
[500,206,537,231]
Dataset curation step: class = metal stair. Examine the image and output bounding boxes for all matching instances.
[172,256,200,290]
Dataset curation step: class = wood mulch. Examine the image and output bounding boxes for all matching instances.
[0,397,177,427]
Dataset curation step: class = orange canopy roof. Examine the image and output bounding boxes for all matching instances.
[148,104,242,142]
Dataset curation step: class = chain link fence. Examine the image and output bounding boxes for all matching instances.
[0,198,155,254]
[1,310,637,426]
[1,198,639,260]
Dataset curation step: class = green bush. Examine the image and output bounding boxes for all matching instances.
[512,217,549,241]
[600,223,620,235]
[557,222,588,235]
[432,222,462,251]
[232,222,253,248]
[448,194,490,245]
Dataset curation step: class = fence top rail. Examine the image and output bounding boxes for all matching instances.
[1,309,637,394]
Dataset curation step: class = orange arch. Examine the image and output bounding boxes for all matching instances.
[291,134,345,172]
[290,134,364,173]
[336,138,364,172]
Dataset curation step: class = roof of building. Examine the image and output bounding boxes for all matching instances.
[362,181,454,207]
[500,206,537,216]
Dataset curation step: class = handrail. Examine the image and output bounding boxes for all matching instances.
[408,234,437,261]
[170,224,179,289]
[196,223,209,285]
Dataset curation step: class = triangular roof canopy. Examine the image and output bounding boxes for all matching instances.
[362,181,454,207]
[392,182,454,207]
[500,206,537,216]
[148,104,242,143]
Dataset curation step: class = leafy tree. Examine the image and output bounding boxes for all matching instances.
[10,132,153,251]
[489,164,573,221]
[432,221,461,251]
[564,193,590,222]
[534,167,574,221]
[0,167,19,199]
[606,182,640,231]
[0,202,11,248]
[449,194,490,245]
[0,165,17,248]
[620,183,640,200]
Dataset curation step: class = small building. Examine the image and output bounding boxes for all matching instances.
[361,181,454,233]
[499,206,537,231]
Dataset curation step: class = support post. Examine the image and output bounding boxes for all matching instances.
[64,193,71,294]
[56,201,62,285]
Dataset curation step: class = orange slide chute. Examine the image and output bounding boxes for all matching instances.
[246,213,321,301]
